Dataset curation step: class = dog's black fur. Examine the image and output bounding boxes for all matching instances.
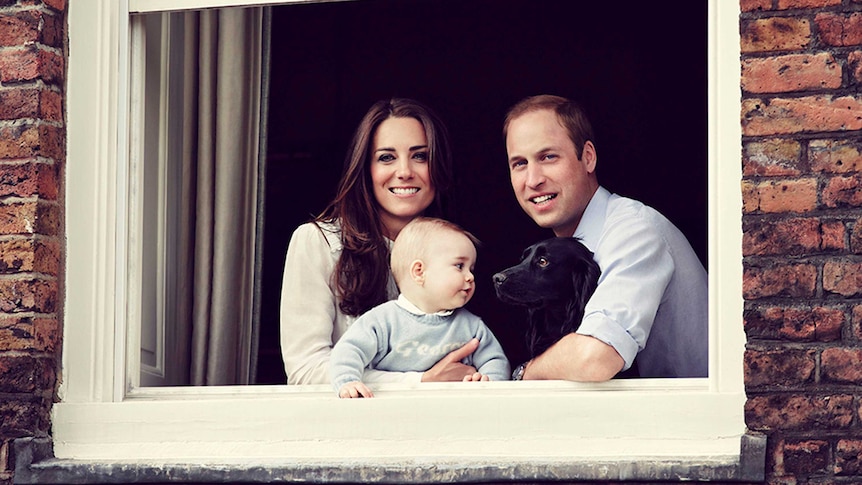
[493,237,601,359]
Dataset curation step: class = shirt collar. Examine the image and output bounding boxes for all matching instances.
[396,294,454,317]
[572,186,610,252]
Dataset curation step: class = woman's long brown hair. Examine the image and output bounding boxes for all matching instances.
[316,98,454,316]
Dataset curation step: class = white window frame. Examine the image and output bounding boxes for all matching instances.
[60,0,748,477]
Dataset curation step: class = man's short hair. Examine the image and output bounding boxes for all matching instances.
[390,217,479,287]
[503,94,595,160]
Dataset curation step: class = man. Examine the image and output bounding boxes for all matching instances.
[504,95,708,381]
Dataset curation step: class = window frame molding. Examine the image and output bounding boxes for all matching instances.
[59,0,755,481]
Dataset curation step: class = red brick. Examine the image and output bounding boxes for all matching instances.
[0,124,64,161]
[745,306,788,339]
[741,17,811,53]
[0,398,50,437]
[823,174,862,208]
[0,355,54,393]
[816,12,862,47]
[740,178,818,213]
[823,259,862,297]
[743,139,803,176]
[850,51,862,86]
[0,46,63,84]
[0,278,56,313]
[742,0,773,11]
[0,238,60,275]
[821,347,862,384]
[44,0,66,11]
[0,162,59,199]
[744,348,815,387]
[40,11,62,48]
[778,0,841,7]
[852,219,862,254]
[0,314,58,352]
[777,307,818,340]
[0,90,38,120]
[779,439,830,476]
[810,139,862,174]
[742,181,759,213]
[745,306,843,341]
[0,12,40,46]
[742,53,841,94]
[742,96,862,136]
[854,305,862,340]
[745,394,854,431]
[743,217,821,256]
[0,201,59,236]
[743,263,817,299]
[836,439,862,476]
[812,306,845,341]
[40,89,61,122]
[0,89,63,122]
[822,220,846,250]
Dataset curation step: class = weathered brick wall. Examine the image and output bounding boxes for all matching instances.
[0,1,65,484]
[741,0,862,482]
[1,0,860,483]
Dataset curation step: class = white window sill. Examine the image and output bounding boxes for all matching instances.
[17,381,765,483]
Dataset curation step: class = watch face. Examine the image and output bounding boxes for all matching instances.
[512,363,526,381]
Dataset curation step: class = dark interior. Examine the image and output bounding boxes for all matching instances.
[257,0,708,384]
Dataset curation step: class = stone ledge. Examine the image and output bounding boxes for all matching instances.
[14,433,766,483]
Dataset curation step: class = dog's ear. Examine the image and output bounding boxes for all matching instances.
[565,259,600,331]
[410,259,425,286]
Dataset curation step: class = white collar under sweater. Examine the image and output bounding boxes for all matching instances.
[396,294,455,317]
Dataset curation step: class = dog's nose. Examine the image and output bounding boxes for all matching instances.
[492,273,506,286]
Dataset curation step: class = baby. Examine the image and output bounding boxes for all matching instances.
[329,217,510,398]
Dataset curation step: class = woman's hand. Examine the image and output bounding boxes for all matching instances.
[421,338,479,382]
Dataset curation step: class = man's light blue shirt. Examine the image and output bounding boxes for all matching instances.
[573,186,708,378]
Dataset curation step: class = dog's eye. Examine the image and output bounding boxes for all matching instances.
[537,257,549,268]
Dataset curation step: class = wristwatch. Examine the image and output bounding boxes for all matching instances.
[512,362,528,381]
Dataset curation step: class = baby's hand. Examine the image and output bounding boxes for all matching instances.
[338,381,374,398]
[462,372,490,382]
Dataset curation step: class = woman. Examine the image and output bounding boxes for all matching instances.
[280,98,480,385]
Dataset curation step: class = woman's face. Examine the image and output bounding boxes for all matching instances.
[370,116,435,239]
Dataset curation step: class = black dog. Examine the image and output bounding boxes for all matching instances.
[493,237,601,359]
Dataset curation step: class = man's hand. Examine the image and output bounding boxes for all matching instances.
[338,381,374,398]
[524,333,624,382]
[421,338,479,382]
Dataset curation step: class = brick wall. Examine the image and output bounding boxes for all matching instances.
[741,0,862,482]
[0,0,860,483]
[0,1,64,484]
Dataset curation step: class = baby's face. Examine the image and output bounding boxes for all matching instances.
[420,231,477,312]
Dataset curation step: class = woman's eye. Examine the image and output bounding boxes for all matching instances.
[537,257,549,268]
[412,151,428,161]
[377,153,395,163]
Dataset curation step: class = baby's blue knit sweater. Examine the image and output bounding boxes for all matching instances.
[329,299,511,393]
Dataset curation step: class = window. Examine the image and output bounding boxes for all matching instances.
[55,0,757,481]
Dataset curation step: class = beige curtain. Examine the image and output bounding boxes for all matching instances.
[176,8,264,386]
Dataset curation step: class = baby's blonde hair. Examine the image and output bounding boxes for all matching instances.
[390,217,479,287]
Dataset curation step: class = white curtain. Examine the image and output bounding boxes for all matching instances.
[175,8,264,386]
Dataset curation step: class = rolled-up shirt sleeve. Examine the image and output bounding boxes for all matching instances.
[577,210,674,371]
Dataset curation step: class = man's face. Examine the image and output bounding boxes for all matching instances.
[505,109,597,238]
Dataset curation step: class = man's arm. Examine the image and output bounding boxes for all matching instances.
[522,333,624,382]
